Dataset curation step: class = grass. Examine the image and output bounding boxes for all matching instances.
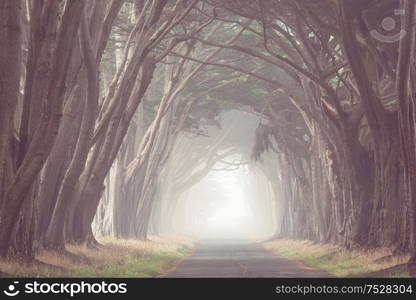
[0,237,192,277]
[263,239,411,277]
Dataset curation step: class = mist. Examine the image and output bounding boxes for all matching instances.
[144,110,276,242]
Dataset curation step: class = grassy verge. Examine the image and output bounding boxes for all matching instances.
[263,239,411,277]
[0,237,192,277]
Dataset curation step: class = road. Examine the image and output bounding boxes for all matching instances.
[165,241,331,277]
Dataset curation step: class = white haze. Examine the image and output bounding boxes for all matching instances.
[165,110,278,242]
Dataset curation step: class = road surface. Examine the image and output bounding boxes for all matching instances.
[165,241,331,277]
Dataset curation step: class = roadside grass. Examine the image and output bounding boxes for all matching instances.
[263,239,411,277]
[0,237,192,277]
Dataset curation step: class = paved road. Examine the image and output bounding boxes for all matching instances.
[165,241,331,277]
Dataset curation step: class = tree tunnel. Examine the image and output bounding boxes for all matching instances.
[93,109,281,241]
[1,0,416,276]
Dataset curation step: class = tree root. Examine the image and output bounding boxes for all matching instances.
[45,248,92,265]
[31,259,68,272]
[349,263,408,277]
[318,250,343,260]
[0,270,13,278]
[373,255,395,264]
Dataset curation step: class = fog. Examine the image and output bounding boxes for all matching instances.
[154,110,278,242]
[181,161,256,240]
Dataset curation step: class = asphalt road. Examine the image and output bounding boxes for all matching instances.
[165,241,331,277]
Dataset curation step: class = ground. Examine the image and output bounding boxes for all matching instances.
[0,237,192,277]
[1,238,410,278]
[165,240,331,277]
[263,239,411,277]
